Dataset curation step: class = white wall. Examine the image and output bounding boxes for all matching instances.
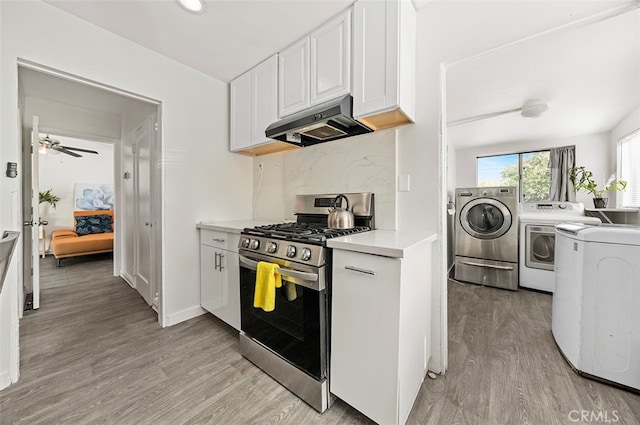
[0,1,253,389]
[455,132,611,206]
[38,136,114,250]
[253,129,397,230]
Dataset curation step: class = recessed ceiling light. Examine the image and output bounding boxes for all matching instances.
[177,0,205,14]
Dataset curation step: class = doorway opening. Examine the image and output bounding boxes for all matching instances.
[18,61,163,325]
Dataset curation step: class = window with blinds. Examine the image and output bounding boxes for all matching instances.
[618,129,640,208]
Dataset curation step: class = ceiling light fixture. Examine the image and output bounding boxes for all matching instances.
[519,99,549,118]
[447,99,549,127]
[177,0,205,14]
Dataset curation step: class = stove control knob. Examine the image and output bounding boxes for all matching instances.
[286,245,297,258]
[249,239,260,250]
[300,248,312,261]
[240,238,250,249]
[266,242,278,254]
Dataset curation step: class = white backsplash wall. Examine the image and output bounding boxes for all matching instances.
[253,129,397,230]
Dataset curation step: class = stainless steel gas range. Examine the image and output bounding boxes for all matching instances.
[237,193,374,413]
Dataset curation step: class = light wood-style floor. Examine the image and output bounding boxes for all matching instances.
[411,280,640,425]
[1,258,639,424]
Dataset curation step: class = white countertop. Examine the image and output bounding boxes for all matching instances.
[327,230,438,258]
[196,219,285,234]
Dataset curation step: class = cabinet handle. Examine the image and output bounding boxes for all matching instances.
[214,251,220,271]
[218,253,224,271]
[344,265,376,276]
[212,238,226,243]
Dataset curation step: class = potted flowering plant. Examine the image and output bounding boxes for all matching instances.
[569,166,627,208]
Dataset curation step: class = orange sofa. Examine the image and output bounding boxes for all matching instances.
[50,210,114,266]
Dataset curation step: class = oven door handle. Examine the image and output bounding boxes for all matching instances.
[238,254,320,284]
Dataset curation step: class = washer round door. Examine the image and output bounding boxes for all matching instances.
[460,198,513,239]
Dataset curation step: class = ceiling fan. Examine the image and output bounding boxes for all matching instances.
[447,99,549,127]
[39,135,99,158]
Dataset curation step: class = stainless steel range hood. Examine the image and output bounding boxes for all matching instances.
[265,95,372,147]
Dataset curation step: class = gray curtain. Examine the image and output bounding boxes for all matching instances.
[549,145,576,201]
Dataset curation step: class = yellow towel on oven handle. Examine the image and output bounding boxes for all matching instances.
[254,261,282,312]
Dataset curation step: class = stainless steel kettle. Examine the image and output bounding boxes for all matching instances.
[327,194,354,229]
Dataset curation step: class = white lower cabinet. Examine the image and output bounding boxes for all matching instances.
[200,231,240,330]
[331,246,430,425]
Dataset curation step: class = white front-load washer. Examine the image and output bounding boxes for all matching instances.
[519,202,601,292]
[553,222,640,391]
[455,186,519,291]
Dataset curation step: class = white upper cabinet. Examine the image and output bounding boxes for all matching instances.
[231,55,293,155]
[230,70,252,152]
[279,9,352,117]
[252,56,278,145]
[310,10,352,105]
[278,38,310,117]
[353,0,416,130]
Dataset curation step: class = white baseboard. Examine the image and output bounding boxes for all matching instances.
[428,351,446,374]
[0,370,11,391]
[165,305,206,327]
[120,272,134,288]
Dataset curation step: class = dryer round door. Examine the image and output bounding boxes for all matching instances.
[460,198,513,239]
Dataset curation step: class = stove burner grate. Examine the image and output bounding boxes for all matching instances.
[246,222,370,242]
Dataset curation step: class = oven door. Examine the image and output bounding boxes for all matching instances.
[525,224,556,271]
[238,250,328,381]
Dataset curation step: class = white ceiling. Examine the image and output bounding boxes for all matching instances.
[44,0,358,83]
[446,7,640,149]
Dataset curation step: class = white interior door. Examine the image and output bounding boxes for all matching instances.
[134,117,152,305]
[28,116,41,309]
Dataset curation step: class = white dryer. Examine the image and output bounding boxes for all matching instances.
[553,223,640,391]
[519,202,601,292]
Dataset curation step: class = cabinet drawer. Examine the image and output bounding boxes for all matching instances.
[454,256,518,291]
[200,230,230,249]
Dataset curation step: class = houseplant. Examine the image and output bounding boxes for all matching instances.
[39,189,60,209]
[569,166,626,208]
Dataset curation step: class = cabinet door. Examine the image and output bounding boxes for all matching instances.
[200,244,223,313]
[279,37,310,117]
[310,9,351,106]
[230,70,253,151]
[331,249,401,425]
[215,250,240,330]
[252,54,278,145]
[352,0,398,117]
[200,246,241,330]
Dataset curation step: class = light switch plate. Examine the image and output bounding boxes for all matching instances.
[399,174,410,192]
